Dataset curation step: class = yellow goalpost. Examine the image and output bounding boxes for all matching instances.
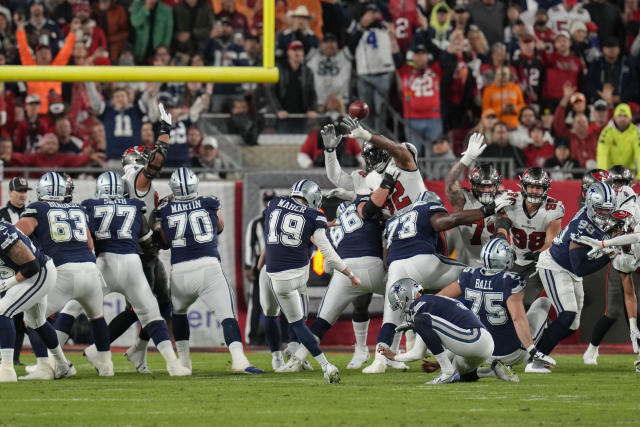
[0,0,277,83]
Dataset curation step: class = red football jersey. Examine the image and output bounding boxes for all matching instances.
[398,63,442,119]
[388,0,421,53]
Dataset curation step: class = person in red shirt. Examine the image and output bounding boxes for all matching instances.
[539,31,585,109]
[388,0,421,54]
[553,108,597,168]
[523,121,555,167]
[398,44,442,154]
[62,2,107,58]
[13,94,53,154]
[297,120,363,169]
[589,98,614,134]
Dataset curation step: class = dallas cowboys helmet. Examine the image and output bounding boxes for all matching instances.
[169,167,199,200]
[608,165,633,191]
[336,201,350,218]
[290,179,322,210]
[480,238,514,272]
[95,171,124,199]
[414,190,443,207]
[470,164,501,205]
[36,172,67,201]
[585,181,617,231]
[520,167,551,204]
[362,142,391,173]
[388,278,424,312]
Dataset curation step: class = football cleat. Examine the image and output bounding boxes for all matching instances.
[583,345,599,365]
[125,343,152,374]
[240,366,265,375]
[84,347,114,377]
[301,359,314,371]
[272,355,285,371]
[322,363,340,384]
[387,358,410,371]
[426,370,460,385]
[0,366,17,383]
[24,364,37,374]
[19,363,54,381]
[346,346,370,369]
[362,353,387,374]
[524,359,552,374]
[54,361,77,379]
[276,356,304,373]
[178,355,192,372]
[491,360,519,382]
[167,360,191,376]
[634,359,640,373]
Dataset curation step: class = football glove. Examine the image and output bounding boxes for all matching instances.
[320,124,342,152]
[460,132,487,166]
[574,235,602,251]
[341,116,372,142]
[380,164,400,190]
[494,192,517,212]
[524,251,540,262]
[631,327,640,353]
[158,103,173,136]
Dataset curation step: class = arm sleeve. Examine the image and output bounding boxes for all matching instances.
[553,104,570,137]
[324,150,355,191]
[394,335,428,362]
[52,32,76,65]
[312,228,347,273]
[569,246,610,277]
[84,82,106,115]
[16,29,36,66]
[602,233,640,247]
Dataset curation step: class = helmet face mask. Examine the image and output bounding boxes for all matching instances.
[362,143,391,173]
[36,172,67,202]
[608,165,632,191]
[585,182,617,231]
[169,167,199,200]
[290,179,322,210]
[122,146,150,168]
[388,278,423,313]
[470,164,501,205]
[520,167,551,205]
[480,238,514,272]
[95,171,124,199]
[603,210,634,237]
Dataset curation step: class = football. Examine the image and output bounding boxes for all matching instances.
[348,100,370,120]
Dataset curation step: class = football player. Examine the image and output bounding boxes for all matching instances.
[583,166,638,365]
[362,190,513,373]
[264,179,361,383]
[439,239,554,381]
[533,182,617,371]
[0,221,74,382]
[155,168,262,374]
[495,167,564,307]
[445,134,500,266]
[579,169,612,207]
[16,172,112,377]
[378,278,495,385]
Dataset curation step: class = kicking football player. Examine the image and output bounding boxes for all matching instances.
[379,278,495,384]
[583,166,638,364]
[155,167,262,374]
[16,172,112,377]
[439,239,554,381]
[363,190,514,373]
[0,221,74,382]
[534,181,617,371]
[494,167,564,307]
[264,179,362,383]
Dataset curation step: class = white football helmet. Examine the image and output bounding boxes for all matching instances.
[480,238,514,272]
[95,171,124,199]
[36,172,67,201]
[290,179,322,210]
[585,181,617,231]
[388,278,424,312]
[169,167,199,200]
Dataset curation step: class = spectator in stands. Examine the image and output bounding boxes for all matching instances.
[140,121,155,149]
[479,121,526,177]
[587,37,626,104]
[13,94,51,153]
[228,98,261,146]
[398,44,442,154]
[540,31,585,109]
[63,2,107,58]
[16,16,79,115]
[481,66,525,129]
[426,2,452,52]
[306,33,351,110]
[440,30,477,132]
[191,135,228,179]
[0,138,18,177]
[533,9,554,53]
[54,116,85,154]
[597,103,640,173]
[554,98,597,168]
[509,106,551,149]
[451,4,471,35]
[90,120,107,155]
[388,0,422,54]
[470,108,498,145]
[430,134,456,180]
[349,3,396,130]
[130,0,173,64]
[548,0,591,33]
[512,30,544,105]
[94,0,130,62]
[54,0,74,28]
[590,98,613,134]
[244,34,261,66]
[467,27,489,64]
[467,0,505,46]
[569,20,601,66]
[173,0,213,56]
[585,0,625,46]
[523,121,555,167]
[275,5,318,59]
[479,42,513,91]
[266,41,317,133]
[216,0,248,36]
[544,137,581,180]
[187,125,203,158]
[26,0,64,51]
[297,118,363,169]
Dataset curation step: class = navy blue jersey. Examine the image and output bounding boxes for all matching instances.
[82,197,146,256]
[385,201,448,265]
[328,196,383,259]
[458,267,526,356]
[548,208,607,276]
[0,221,48,278]
[264,196,328,273]
[21,201,95,266]
[410,294,485,330]
[156,196,221,264]
[101,103,144,159]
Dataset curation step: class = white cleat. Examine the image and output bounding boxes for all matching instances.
[426,370,460,384]
[387,359,410,371]
[0,366,17,383]
[583,345,599,365]
[178,356,192,372]
[491,360,519,382]
[167,360,192,376]
[362,355,387,374]
[301,360,314,371]
[322,363,340,384]
[346,346,370,369]
[125,344,151,374]
[24,364,37,374]
[276,356,304,373]
[84,347,115,377]
[272,356,284,371]
[19,363,54,381]
[54,361,77,379]
[525,359,552,374]
[634,359,640,373]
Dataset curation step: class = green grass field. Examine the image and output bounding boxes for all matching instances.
[0,352,638,426]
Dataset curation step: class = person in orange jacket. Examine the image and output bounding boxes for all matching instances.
[481,66,525,129]
[15,15,79,115]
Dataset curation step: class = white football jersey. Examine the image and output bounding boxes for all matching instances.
[503,193,564,266]
[616,185,639,217]
[365,161,427,218]
[613,223,640,273]
[123,164,158,222]
[456,188,494,266]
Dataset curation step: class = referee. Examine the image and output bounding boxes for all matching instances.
[0,177,31,365]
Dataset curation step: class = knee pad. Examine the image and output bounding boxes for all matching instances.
[352,293,372,322]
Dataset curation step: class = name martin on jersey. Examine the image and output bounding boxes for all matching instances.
[170,199,203,214]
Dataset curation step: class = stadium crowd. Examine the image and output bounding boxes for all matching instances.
[0,0,639,179]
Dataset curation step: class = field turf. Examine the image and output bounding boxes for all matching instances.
[1,352,638,426]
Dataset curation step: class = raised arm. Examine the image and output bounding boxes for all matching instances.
[135,104,171,193]
[446,133,487,212]
[321,124,356,191]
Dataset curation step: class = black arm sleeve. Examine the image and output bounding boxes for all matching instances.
[362,199,382,220]
[19,258,40,279]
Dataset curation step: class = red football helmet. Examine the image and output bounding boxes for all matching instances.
[122,146,150,168]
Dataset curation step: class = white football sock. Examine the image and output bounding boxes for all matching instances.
[49,345,68,365]
[294,345,310,361]
[353,320,369,349]
[391,331,402,352]
[0,349,13,367]
[286,341,300,354]
[36,357,49,368]
[175,340,190,362]
[434,351,455,375]
[156,341,178,362]
[587,343,599,351]
[313,352,329,369]
[55,330,69,346]
[228,341,250,369]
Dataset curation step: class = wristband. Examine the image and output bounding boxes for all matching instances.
[480,202,496,217]
[348,272,354,279]
[631,318,638,330]
[159,121,172,136]
[527,345,536,357]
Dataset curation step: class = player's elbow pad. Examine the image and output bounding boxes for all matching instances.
[20,258,40,279]
[362,199,381,220]
[569,247,610,277]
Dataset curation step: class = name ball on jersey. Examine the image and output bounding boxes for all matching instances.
[348,101,370,120]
